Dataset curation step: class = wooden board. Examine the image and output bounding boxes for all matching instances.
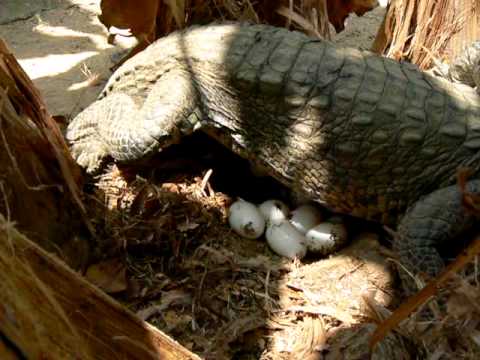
[0,215,201,360]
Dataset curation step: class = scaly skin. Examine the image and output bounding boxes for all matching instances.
[67,24,480,289]
[448,41,480,90]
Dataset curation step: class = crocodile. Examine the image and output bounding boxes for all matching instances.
[447,41,480,90]
[66,23,480,291]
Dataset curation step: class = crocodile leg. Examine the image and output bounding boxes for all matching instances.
[67,69,202,173]
[448,41,480,88]
[67,93,135,173]
[394,180,480,294]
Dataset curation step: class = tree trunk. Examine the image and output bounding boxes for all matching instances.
[372,0,479,69]
[0,214,201,360]
[0,38,92,269]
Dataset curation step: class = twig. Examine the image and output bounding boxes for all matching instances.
[199,169,213,197]
[370,234,480,351]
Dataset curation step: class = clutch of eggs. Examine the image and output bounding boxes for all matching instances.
[228,199,348,259]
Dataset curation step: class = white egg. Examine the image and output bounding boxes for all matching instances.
[289,204,323,234]
[258,200,289,224]
[305,221,348,255]
[228,199,265,239]
[266,220,307,259]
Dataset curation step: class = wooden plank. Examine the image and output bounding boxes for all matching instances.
[0,215,201,360]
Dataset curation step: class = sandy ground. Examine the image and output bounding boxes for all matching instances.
[0,0,132,117]
[0,0,385,118]
[333,6,386,49]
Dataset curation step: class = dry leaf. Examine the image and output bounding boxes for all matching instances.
[470,330,480,347]
[446,291,473,319]
[371,234,480,350]
[163,0,186,28]
[446,279,480,318]
[137,289,192,320]
[163,310,192,332]
[85,258,127,294]
[326,0,380,32]
[276,5,323,39]
[177,221,200,232]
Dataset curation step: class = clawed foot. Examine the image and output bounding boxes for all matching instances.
[69,139,108,174]
[66,104,110,174]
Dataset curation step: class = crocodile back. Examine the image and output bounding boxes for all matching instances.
[100,24,480,224]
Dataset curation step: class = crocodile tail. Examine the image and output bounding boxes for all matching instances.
[394,180,480,294]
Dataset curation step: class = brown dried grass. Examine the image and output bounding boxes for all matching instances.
[370,170,480,358]
[375,0,473,69]
[163,0,332,37]
[86,153,408,359]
